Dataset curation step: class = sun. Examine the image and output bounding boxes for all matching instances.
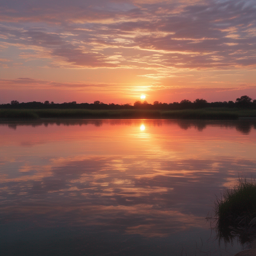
[140,94,146,100]
[140,124,145,131]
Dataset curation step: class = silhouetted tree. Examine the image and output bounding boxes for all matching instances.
[94,101,100,105]
[236,95,252,108]
[180,99,192,109]
[11,100,19,105]
[44,101,50,105]
[253,100,256,108]
[180,99,191,104]
[236,95,252,103]
[134,101,142,107]
[194,99,208,108]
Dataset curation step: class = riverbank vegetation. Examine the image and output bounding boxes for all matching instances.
[1,108,256,120]
[1,95,256,119]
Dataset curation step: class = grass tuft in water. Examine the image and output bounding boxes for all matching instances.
[215,179,256,244]
[216,179,256,223]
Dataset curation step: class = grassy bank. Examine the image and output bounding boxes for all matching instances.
[0,108,256,119]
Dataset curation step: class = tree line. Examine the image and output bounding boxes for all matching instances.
[1,95,255,110]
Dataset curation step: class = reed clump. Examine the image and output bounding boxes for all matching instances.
[215,179,256,243]
[216,179,256,226]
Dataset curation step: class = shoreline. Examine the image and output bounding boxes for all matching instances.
[1,108,256,120]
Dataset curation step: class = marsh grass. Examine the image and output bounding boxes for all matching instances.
[215,179,256,244]
[0,108,251,119]
[1,108,256,119]
[0,109,39,119]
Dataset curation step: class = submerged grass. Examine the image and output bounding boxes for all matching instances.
[1,108,256,119]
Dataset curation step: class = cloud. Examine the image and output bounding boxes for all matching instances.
[0,0,140,23]
[51,45,117,67]
[0,78,121,90]
[127,0,256,68]
[0,0,255,70]
[0,25,118,68]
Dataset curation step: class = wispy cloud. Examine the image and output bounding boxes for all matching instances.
[1,0,256,69]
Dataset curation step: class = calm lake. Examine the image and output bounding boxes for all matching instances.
[1,119,256,256]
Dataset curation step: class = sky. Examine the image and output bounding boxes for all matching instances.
[0,0,256,104]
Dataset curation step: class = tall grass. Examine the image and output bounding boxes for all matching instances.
[215,179,256,244]
[216,179,256,223]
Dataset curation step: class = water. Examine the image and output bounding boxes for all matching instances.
[0,119,256,256]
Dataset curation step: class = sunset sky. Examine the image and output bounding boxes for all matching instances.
[0,0,256,104]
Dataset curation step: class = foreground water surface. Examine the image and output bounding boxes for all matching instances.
[1,119,256,256]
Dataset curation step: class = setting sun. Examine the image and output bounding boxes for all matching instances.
[140,95,146,100]
[140,124,145,131]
